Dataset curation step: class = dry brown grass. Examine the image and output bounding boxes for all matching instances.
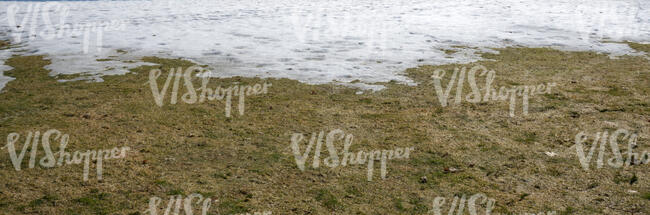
[0,47,648,215]
[0,40,9,49]
[626,42,650,53]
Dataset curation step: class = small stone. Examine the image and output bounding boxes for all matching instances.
[444,167,459,173]
[545,151,557,157]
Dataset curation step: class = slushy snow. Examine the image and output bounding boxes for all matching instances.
[0,0,647,92]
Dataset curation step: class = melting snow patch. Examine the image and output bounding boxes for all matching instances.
[0,45,14,92]
[0,0,647,92]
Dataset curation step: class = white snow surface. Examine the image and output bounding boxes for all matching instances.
[0,0,648,91]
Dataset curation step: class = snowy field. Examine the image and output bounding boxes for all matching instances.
[0,0,648,91]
